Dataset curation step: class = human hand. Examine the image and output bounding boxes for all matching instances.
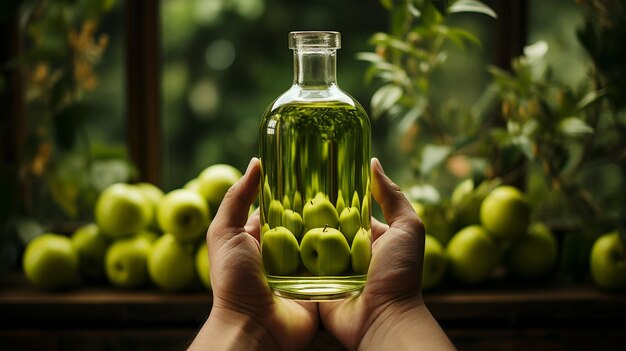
[320,158,454,350]
[189,158,318,351]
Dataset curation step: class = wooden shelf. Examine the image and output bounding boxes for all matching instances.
[2,273,625,350]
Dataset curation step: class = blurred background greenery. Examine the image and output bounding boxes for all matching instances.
[1,0,624,278]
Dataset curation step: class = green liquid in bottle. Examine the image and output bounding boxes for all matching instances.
[259,31,372,300]
[260,101,371,300]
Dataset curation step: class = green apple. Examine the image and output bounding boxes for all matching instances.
[446,225,501,284]
[335,190,346,217]
[136,183,164,204]
[71,223,110,279]
[300,226,351,276]
[261,226,301,275]
[422,235,447,289]
[157,189,211,242]
[480,185,530,240]
[292,191,303,214]
[361,195,370,229]
[136,182,164,231]
[95,183,153,238]
[267,199,284,228]
[282,195,292,210]
[302,196,339,233]
[105,235,152,288]
[411,202,455,245]
[451,178,484,228]
[339,207,361,245]
[590,231,626,290]
[135,229,159,243]
[148,233,196,291]
[507,223,558,278]
[351,228,371,274]
[314,191,328,200]
[23,234,79,290]
[195,243,211,290]
[451,178,474,205]
[351,191,361,210]
[261,223,270,236]
[282,209,304,240]
[197,164,242,214]
[183,178,201,192]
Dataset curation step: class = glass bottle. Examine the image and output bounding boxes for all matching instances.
[259,31,372,300]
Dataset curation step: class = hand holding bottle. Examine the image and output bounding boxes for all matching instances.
[188,158,319,351]
[319,158,456,350]
[190,157,453,350]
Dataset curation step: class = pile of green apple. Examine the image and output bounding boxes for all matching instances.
[22,164,242,291]
[417,179,626,291]
[260,188,372,277]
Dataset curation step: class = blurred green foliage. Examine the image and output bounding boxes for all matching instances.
[363,0,626,277]
[1,0,131,270]
[3,0,624,277]
[359,0,498,190]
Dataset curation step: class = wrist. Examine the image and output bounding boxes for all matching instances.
[357,297,422,347]
[358,297,453,351]
[190,306,278,351]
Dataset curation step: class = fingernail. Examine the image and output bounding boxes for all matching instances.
[373,157,385,174]
[245,157,257,175]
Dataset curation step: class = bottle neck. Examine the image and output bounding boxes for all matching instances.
[293,48,337,88]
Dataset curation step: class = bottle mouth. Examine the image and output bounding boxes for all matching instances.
[289,31,341,50]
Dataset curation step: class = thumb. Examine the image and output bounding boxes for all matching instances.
[207,157,261,244]
[370,158,423,232]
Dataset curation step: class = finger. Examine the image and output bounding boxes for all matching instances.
[371,217,389,241]
[208,158,261,242]
[370,158,423,231]
[245,210,261,243]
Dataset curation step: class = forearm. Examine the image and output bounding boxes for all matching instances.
[188,308,277,351]
[359,300,455,351]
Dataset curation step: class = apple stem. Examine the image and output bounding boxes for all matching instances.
[323,224,328,232]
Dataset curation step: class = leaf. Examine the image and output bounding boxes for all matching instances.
[421,2,444,27]
[507,120,522,135]
[406,184,441,205]
[574,89,605,112]
[391,3,410,35]
[370,33,430,60]
[512,135,534,160]
[450,27,481,46]
[420,144,453,176]
[448,0,497,18]
[523,40,549,59]
[371,84,403,119]
[433,25,465,49]
[407,2,420,17]
[522,119,539,137]
[379,0,393,10]
[356,52,384,63]
[398,98,427,131]
[558,117,594,137]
